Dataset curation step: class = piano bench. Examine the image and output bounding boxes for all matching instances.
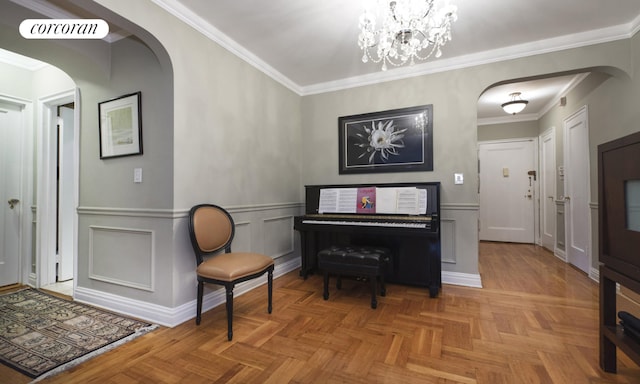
[317,245,391,309]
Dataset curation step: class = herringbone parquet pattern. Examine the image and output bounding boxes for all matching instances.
[3,242,640,383]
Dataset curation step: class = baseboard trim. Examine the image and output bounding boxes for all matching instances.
[442,271,483,288]
[74,259,481,327]
[554,248,567,262]
[74,257,301,328]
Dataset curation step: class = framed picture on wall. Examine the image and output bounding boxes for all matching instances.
[338,104,433,174]
[98,91,143,159]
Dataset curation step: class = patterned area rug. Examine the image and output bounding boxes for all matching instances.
[0,288,157,380]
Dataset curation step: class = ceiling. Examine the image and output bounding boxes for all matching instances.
[4,0,640,121]
[157,0,640,120]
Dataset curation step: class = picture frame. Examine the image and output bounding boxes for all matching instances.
[338,104,433,174]
[98,91,142,159]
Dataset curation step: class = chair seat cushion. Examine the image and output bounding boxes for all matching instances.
[197,252,274,282]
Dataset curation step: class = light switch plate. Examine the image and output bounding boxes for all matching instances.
[134,168,142,183]
[454,173,463,185]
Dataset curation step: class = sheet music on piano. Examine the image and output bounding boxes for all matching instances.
[318,186,427,215]
[318,188,358,213]
[377,187,427,215]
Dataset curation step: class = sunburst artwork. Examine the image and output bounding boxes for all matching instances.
[339,105,433,174]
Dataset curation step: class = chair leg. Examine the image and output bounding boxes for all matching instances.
[323,270,330,300]
[267,267,273,314]
[225,284,234,341]
[370,275,378,309]
[196,281,204,325]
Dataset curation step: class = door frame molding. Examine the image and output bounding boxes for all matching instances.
[562,105,591,275]
[539,126,556,252]
[36,89,78,289]
[0,94,34,286]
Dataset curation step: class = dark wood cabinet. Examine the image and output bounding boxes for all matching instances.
[600,265,640,372]
[598,131,640,372]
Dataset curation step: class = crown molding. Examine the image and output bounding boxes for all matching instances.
[302,23,636,95]
[150,0,302,95]
[151,1,640,96]
[538,72,590,117]
[477,113,539,126]
[0,48,48,71]
[12,0,639,95]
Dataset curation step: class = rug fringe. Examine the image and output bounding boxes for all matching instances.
[30,324,158,383]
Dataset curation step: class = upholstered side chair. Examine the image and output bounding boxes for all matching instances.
[188,204,274,341]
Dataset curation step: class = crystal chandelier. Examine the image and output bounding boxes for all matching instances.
[358,0,458,71]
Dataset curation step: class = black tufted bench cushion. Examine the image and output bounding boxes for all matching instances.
[317,245,391,309]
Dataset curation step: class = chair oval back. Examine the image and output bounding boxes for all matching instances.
[188,204,235,265]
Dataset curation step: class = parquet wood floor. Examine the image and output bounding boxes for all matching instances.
[2,242,640,383]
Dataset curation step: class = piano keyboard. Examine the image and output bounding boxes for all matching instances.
[302,219,427,229]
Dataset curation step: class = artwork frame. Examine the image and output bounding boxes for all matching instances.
[98,91,142,159]
[338,104,433,174]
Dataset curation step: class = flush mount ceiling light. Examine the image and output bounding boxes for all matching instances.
[358,0,458,71]
[501,92,529,115]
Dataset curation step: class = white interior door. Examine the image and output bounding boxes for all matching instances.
[0,101,23,286]
[58,105,75,281]
[540,128,556,251]
[479,139,536,243]
[564,106,590,274]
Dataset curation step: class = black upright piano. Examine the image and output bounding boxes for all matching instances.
[294,182,441,297]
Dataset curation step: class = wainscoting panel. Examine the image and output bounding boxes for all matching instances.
[441,218,456,264]
[440,203,481,288]
[232,221,252,253]
[263,215,294,259]
[89,226,154,291]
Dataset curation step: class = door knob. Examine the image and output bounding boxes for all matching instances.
[8,198,19,209]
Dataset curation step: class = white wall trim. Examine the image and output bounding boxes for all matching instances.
[74,256,301,328]
[263,215,295,259]
[441,218,456,264]
[590,267,600,283]
[73,256,483,327]
[442,271,483,288]
[149,0,301,95]
[88,225,155,291]
[77,202,304,219]
[441,203,480,211]
[151,0,639,96]
[36,89,76,288]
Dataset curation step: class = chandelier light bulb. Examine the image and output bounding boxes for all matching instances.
[358,0,458,71]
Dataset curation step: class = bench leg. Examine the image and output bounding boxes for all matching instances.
[323,270,330,300]
[380,274,386,297]
[370,275,378,309]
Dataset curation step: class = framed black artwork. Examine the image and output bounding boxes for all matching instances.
[338,104,433,174]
